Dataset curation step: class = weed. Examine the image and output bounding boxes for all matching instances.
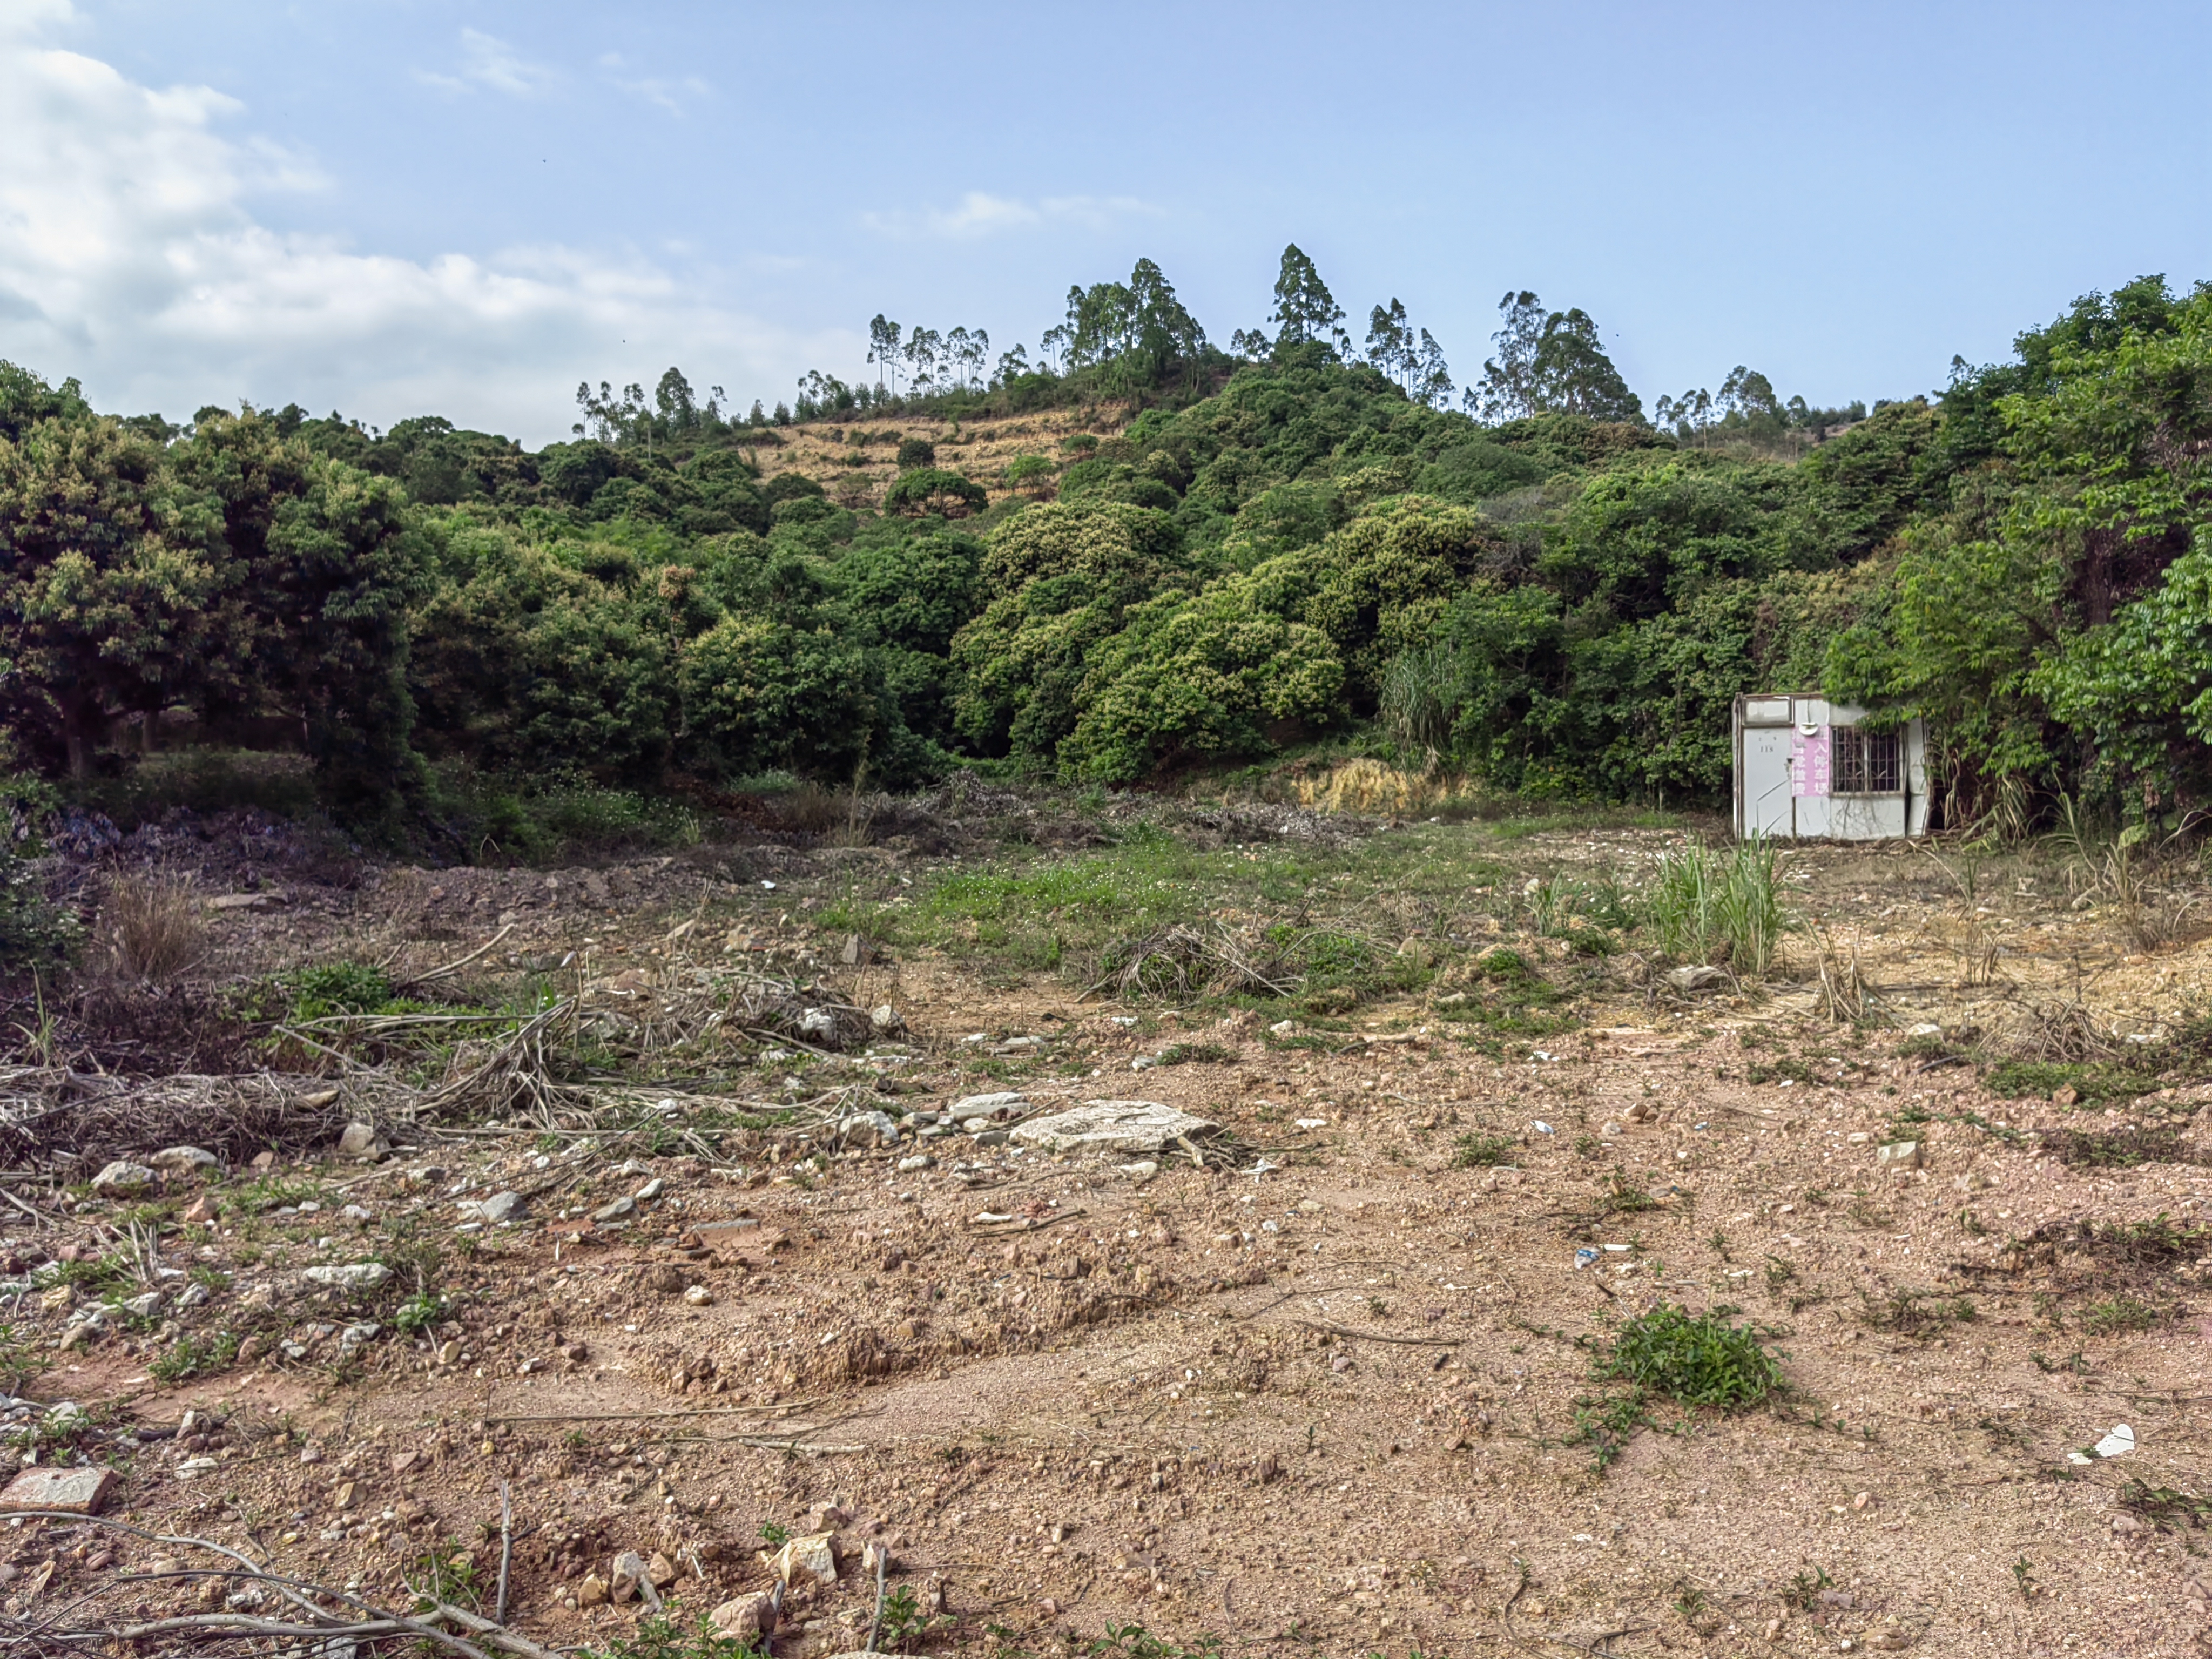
[1451,1132,1515,1168]
[407,1541,482,1610]
[2116,1478,2212,1532]
[1086,1623,1225,1659]
[1154,1042,1232,1067]
[2011,1556,2039,1601]
[1671,1586,1709,1623]
[1782,1565,1834,1611]
[393,1291,450,1337]
[758,1521,790,1548]
[1761,1255,1797,1292]
[1599,1171,1658,1217]
[2048,1125,2195,1169]
[1367,1297,1389,1319]
[2080,1297,2163,1336]
[876,1584,957,1653]
[579,1609,766,1658]
[148,1329,240,1384]
[1858,1289,1977,1339]
[0,1327,37,1394]
[1600,1304,1783,1410]
[1708,1229,1731,1260]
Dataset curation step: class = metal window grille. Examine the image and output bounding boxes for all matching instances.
[1834,728,1900,793]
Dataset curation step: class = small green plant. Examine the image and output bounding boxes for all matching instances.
[407,1541,482,1610]
[2080,1297,2162,1336]
[1366,1297,1389,1319]
[876,1584,956,1653]
[1154,1042,1232,1067]
[1671,1586,1709,1622]
[148,1329,241,1384]
[393,1291,450,1337]
[1600,1304,1783,1410]
[2011,1555,2038,1601]
[1782,1564,1833,1611]
[1085,1625,1224,1659]
[580,1609,767,1658]
[757,1521,790,1548]
[1761,1254,1796,1291]
[1451,1131,1515,1168]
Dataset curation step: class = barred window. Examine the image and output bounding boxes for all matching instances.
[1834,727,1901,793]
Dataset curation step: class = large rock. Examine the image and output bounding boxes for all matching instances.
[90,1161,158,1197]
[0,1467,116,1516]
[711,1592,777,1639]
[766,1532,840,1588]
[1010,1100,1219,1156]
[149,1146,218,1175]
[336,1123,386,1162]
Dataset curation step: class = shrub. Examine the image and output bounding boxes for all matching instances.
[0,849,78,977]
[1599,1303,1783,1410]
[895,436,936,469]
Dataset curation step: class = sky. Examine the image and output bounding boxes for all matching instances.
[5,0,2212,447]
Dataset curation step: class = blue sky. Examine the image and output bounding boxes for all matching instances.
[5,0,2211,445]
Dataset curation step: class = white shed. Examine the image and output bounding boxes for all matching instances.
[1733,693,1930,840]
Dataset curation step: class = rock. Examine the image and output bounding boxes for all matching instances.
[1664,965,1725,992]
[683,1285,714,1307]
[207,892,282,912]
[798,1008,838,1041]
[839,1111,900,1148]
[302,1263,392,1293]
[711,1591,777,1638]
[1877,1141,1923,1171]
[182,1196,218,1224]
[870,1004,903,1033]
[1010,1101,1219,1156]
[339,1323,380,1351]
[861,1540,893,1576]
[174,1282,210,1310]
[897,1154,935,1173]
[235,1334,266,1365]
[576,1573,609,1608]
[646,1551,678,1587]
[336,1123,386,1162]
[1268,1020,1300,1036]
[121,1291,163,1320]
[949,1091,1028,1119]
[1297,1198,1324,1214]
[468,1191,524,1225]
[249,1151,276,1172]
[610,1550,661,1608]
[0,1467,116,1516]
[1865,1632,1910,1652]
[644,1264,685,1295]
[972,1129,1010,1147]
[1624,1101,1658,1123]
[634,1178,665,1201]
[594,1197,637,1224]
[768,1532,840,1588]
[334,1481,357,1510]
[2054,1084,2080,1106]
[149,1146,218,1175]
[90,1161,158,1197]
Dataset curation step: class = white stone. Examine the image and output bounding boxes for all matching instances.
[90,1161,158,1196]
[148,1146,218,1174]
[302,1264,391,1293]
[1010,1101,1219,1156]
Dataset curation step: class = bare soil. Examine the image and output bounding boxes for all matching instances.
[5,808,2211,1659]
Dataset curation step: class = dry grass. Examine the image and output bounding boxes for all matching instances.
[101,871,206,981]
[1293,759,1458,815]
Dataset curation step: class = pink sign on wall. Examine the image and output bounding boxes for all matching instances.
[1790,726,1831,797]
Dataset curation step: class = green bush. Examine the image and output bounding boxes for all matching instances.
[894,436,936,469]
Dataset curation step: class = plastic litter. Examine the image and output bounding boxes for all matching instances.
[2069,1423,2136,1464]
[1574,1247,1600,1270]
[1531,1121,1555,1135]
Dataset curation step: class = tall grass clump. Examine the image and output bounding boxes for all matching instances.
[103,871,206,980]
[1378,642,1473,770]
[1644,837,1789,976]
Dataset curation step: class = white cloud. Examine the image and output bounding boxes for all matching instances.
[862,191,1159,241]
[597,52,710,116]
[415,29,559,98]
[0,6,817,443]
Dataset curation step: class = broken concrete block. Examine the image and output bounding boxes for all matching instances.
[0,1467,117,1516]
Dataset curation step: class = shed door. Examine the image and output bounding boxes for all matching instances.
[1744,726,1795,837]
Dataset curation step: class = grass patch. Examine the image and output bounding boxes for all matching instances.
[1644,837,1791,976]
[1153,1042,1232,1067]
[1452,1132,1516,1168]
[2080,1296,2163,1336]
[2046,1125,2196,1168]
[1568,1303,1782,1469]
[149,1328,241,1384]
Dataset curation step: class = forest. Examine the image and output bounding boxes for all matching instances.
[3,246,2210,849]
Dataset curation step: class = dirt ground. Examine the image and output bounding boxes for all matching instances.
[4,801,2211,1659]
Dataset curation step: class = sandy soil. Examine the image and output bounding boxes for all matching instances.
[5,813,2211,1659]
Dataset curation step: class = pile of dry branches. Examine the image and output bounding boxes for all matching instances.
[1083,923,1298,1003]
